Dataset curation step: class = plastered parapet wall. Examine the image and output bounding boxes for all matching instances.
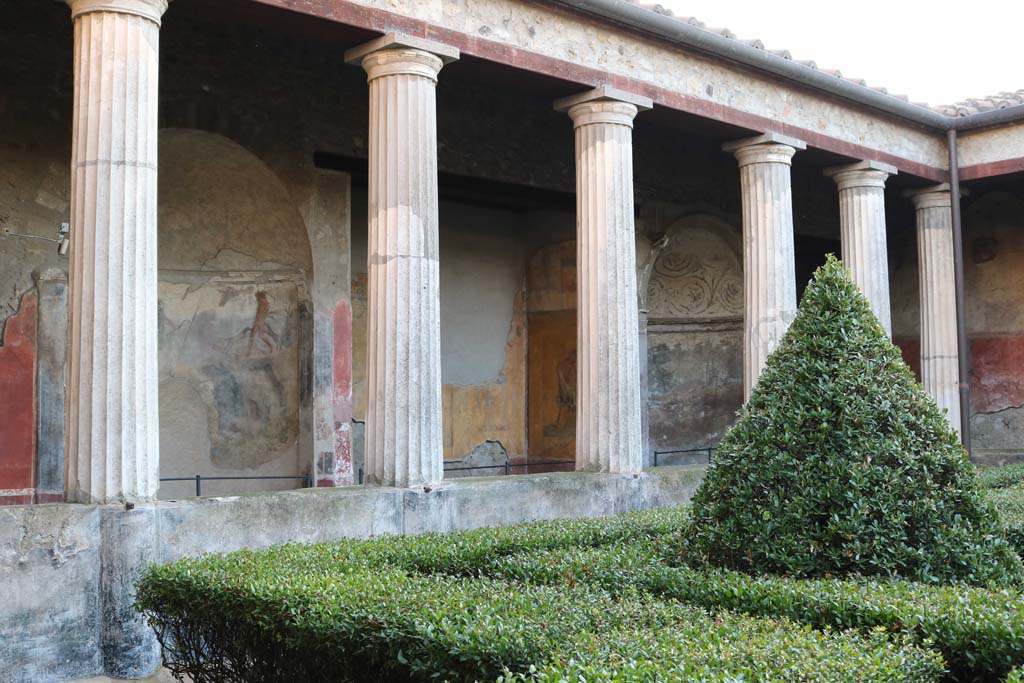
[0,467,704,683]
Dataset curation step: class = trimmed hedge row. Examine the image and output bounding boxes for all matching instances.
[481,540,1024,682]
[979,463,1024,490]
[495,620,940,683]
[207,506,690,579]
[136,547,943,683]
[989,485,1024,559]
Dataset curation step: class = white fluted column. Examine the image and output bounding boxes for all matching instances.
[65,0,167,504]
[346,34,458,487]
[555,87,652,474]
[825,160,897,335]
[724,133,806,400]
[909,184,961,435]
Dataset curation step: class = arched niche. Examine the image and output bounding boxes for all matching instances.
[156,129,314,498]
[643,214,744,462]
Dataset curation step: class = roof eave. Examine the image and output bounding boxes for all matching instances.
[551,0,958,130]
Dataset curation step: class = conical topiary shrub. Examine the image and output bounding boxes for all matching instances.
[682,255,1022,587]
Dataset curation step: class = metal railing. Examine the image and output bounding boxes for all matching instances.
[357,459,576,484]
[652,447,715,467]
[160,474,312,497]
[162,451,708,496]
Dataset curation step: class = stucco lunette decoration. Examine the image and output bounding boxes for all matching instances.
[824,160,897,336]
[65,0,168,504]
[556,86,651,475]
[908,184,962,436]
[723,133,805,401]
[346,34,459,488]
[645,217,743,323]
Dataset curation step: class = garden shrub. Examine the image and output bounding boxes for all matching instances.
[496,619,940,683]
[482,540,1024,682]
[978,463,1024,490]
[989,485,1024,559]
[683,255,1022,586]
[136,542,943,683]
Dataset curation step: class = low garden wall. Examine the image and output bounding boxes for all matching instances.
[0,466,705,683]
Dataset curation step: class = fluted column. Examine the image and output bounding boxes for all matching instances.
[825,160,897,335]
[724,133,806,400]
[65,0,167,504]
[555,87,652,474]
[909,184,961,435]
[345,34,458,487]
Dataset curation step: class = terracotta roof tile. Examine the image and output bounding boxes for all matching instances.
[931,90,1024,117]
[625,0,1021,117]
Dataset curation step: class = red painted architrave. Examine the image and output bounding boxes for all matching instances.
[249,0,948,182]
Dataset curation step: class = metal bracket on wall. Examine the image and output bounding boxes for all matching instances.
[3,223,69,255]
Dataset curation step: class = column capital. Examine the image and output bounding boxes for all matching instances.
[345,33,459,82]
[723,132,806,167]
[824,160,897,191]
[67,0,168,24]
[906,183,952,211]
[555,86,652,128]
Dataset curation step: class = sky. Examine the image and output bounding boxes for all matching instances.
[655,0,1023,107]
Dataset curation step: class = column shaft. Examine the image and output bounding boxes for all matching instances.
[557,90,650,474]
[348,36,457,487]
[911,187,961,434]
[725,135,804,400]
[827,162,895,335]
[66,0,166,504]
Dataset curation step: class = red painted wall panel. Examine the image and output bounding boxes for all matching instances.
[0,291,37,504]
[894,336,1024,414]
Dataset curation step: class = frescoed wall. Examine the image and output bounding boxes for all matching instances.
[645,215,744,460]
[158,275,304,490]
[893,189,1024,457]
[0,291,37,504]
[526,241,578,463]
[155,129,314,498]
[350,198,531,475]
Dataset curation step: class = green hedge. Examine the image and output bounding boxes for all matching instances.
[481,540,1024,682]
[495,621,939,683]
[206,507,689,579]
[684,257,1023,587]
[136,544,942,683]
[979,463,1024,490]
[989,486,1024,559]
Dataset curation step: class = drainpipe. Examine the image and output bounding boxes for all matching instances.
[946,127,972,451]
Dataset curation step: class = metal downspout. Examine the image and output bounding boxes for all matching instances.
[946,128,972,450]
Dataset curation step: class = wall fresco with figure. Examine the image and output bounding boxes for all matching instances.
[155,129,314,498]
[159,276,302,477]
